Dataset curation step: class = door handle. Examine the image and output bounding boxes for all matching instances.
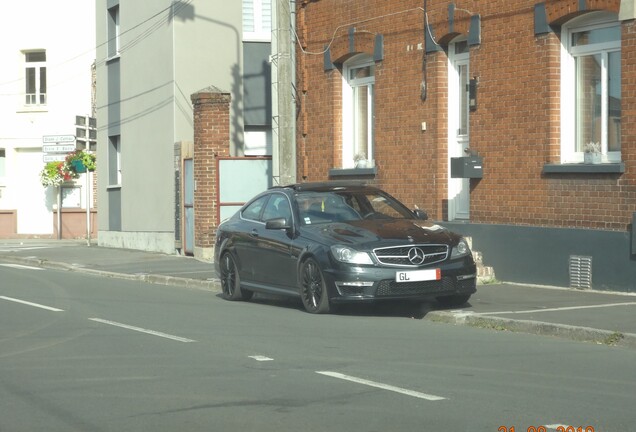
[250,229,259,238]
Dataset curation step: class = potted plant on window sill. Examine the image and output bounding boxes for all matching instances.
[583,142,601,164]
[354,153,370,168]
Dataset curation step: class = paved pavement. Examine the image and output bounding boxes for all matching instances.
[1,239,635,349]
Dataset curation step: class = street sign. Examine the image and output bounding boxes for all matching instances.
[43,135,75,144]
[43,154,67,162]
[43,144,76,153]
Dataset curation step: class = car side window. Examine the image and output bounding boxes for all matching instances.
[241,195,268,221]
[262,194,292,222]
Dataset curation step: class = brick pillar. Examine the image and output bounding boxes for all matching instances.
[191,87,231,262]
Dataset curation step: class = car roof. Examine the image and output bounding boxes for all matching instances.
[270,181,378,193]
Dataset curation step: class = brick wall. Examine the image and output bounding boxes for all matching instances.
[296,0,635,231]
[191,88,231,258]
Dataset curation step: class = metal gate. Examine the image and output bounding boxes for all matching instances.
[184,158,194,255]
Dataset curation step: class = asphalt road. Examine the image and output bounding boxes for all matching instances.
[1,265,635,432]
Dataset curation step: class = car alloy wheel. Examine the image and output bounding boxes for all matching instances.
[220,252,252,301]
[300,258,330,314]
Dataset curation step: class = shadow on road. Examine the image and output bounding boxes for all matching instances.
[216,292,472,319]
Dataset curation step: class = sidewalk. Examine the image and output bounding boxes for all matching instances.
[1,239,635,349]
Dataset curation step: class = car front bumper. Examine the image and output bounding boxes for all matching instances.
[323,259,477,303]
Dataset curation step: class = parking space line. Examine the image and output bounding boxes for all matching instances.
[316,371,446,401]
[473,302,636,316]
[0,296,64,312]
[89,318,196,343]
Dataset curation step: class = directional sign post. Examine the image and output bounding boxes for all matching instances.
[42,135,76,144]
[42,135,76,240]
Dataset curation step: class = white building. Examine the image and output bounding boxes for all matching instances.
[0,1,96,238]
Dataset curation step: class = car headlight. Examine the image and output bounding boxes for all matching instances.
[331,245,373,265]
[450,238,471,259]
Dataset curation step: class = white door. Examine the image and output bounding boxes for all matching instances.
[16,149,54,234]
[448,41,470,220]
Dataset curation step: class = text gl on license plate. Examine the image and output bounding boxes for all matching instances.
[395,268,441,283]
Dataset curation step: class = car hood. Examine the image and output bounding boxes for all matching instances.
[303,219,456,246]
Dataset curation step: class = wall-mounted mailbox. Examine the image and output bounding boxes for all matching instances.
[451,156,483,178]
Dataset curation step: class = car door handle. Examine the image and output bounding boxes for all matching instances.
[250,229,259,238]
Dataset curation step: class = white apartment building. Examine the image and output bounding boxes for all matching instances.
[0,1,95,237]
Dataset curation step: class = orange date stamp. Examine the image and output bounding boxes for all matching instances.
[498,427,595,432]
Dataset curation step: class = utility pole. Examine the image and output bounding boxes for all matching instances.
[273,0,296,186]
[75,115,97,245]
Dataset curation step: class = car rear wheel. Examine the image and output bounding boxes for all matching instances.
[436,294,471,308]
[219,252,253,301]
[299,258,330,314]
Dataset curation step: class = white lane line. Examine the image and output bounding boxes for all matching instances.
[89,318,196,343]
[0,264,43,270]
[0,247,51,252]
[0,296,64,312]
[249,355,274,362]
[316,371,446,401]
[473,302,636,316]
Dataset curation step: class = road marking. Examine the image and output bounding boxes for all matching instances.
[316,371,446,401]
[0,264,43,270]
[0,246,51,252]
[89,318,196,343]
[473,302,636,316]
[0,296,64,312]
[249,355,274,361]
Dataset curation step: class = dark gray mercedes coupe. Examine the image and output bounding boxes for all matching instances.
[214,182,476,314]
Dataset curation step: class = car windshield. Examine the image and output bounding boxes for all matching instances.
[296,190,414,225]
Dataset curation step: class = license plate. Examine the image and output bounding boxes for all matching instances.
[395,268,441,283]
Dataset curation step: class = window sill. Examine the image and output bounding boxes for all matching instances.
[107,185,122,190]
[329,167,378,177]
[17,106,48,113]
[106,54,120,64]
[543,163,625,174]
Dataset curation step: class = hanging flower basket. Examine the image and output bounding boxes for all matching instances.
[65,149,96,173]
[39,150,96,188]
[71,159,87,173]
[39,161,78,187]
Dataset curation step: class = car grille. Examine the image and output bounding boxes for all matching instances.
[375,276,474,297]
[373,244,449,267]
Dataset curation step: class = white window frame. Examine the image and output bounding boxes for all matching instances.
[342,55,375,169]
[561,13,621,163]
[23,50,47,106]
[107,5,120,59]
[243,0,272,42]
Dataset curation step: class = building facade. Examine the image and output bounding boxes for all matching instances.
[95,0,275,256]
[0,1,96,238]
[296,0,636,291]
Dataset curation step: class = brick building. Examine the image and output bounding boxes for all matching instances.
[295,0,636,291]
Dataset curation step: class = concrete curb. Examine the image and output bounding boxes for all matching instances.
[0,254,222,293]
[426,311,636,350]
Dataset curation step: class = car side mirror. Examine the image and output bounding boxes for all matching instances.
[413,209,429,220]
[265,217,292,230]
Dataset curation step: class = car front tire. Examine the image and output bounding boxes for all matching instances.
[299,258,330,314]
[219,252,253,301]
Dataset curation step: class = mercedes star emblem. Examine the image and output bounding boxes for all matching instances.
[408,247,426,265]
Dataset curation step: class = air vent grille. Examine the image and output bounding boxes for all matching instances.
[569,255,592,289]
